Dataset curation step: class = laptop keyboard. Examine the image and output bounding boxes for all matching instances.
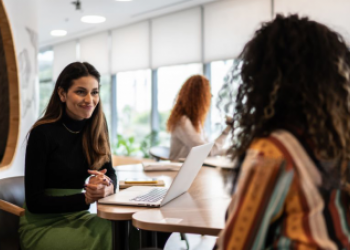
[130,188,168,203]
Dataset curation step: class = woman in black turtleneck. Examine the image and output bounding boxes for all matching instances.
[19,62,116,250]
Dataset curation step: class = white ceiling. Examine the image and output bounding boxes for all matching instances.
[38,0,218,48]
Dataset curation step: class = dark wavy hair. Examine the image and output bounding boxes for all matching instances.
[222,15,350,185]
[30,62,110,170]
[167,75,211,132]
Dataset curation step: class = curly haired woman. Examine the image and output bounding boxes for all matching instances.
[167,75,232,161]
[216,15,350,249]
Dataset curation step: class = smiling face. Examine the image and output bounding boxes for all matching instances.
[58,75,99,120]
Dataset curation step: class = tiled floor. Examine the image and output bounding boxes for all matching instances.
[164,233,217,250]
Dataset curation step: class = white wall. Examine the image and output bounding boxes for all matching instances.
[275,0,350,42]
[0,0,38,178]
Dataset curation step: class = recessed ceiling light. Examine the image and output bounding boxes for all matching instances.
[81,15,106,24]
[50,30,67,37]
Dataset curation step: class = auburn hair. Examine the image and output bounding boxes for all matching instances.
[30,62,110,170]
[167,75,211,132]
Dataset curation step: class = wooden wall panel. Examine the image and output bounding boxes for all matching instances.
[0,0,20,170]
[0,26,9,163]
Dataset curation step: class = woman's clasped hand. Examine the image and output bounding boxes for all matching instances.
[84,169,114,204]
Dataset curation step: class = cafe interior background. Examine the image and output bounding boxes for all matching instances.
[0,0,349,178]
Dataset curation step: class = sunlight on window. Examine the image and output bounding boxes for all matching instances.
[210,60,234,139]
[38,50,54,117]
[100,75,112,131]
[116,70,152,154]
[157,63,203,146]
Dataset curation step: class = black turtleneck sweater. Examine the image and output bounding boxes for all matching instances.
[25,112,117,213]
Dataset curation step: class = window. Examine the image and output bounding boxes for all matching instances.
[38,49,54,116]
[209,60,234,140]
[99,75,112,132]
[116,70,152,155]
[157,63,203,145]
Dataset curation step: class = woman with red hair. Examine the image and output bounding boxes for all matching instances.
[167,75,232,160]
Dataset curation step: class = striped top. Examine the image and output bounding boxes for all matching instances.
[216,130,350,250]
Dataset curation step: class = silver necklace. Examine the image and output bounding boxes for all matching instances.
[62,123,81,134]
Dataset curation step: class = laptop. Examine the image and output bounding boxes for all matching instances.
[98,143,214,207]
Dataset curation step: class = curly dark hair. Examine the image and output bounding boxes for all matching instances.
[167,75,211,132]
[228,14,350,166]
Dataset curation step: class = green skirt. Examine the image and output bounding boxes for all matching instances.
[19,189,112,250]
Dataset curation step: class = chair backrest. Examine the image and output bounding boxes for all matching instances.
[149,146,170,161]
[0,176,25,250]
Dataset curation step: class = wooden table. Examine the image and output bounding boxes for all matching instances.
[132,166,231,237]
[98,164,176,221]
[97,164,232,250]
[98,164,177,250]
